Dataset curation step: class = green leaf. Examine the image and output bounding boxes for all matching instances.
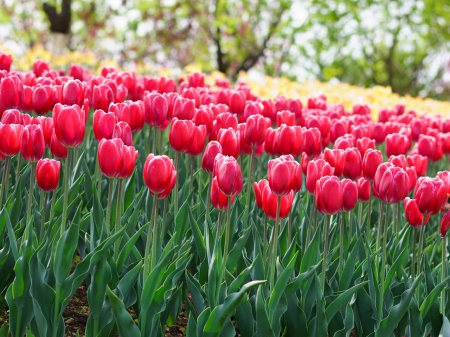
[300,229,320,274]
[235,300,255,337]
[268,252,298,313]
[439,316,450,337]
[227,224,252,274]
[375,275,422,337]
[187,205,206,261]
[310,274,327,337]
[116,222,149,271]
[187,312,197,337]
[203,280,266,337]
[383,247,407,293]
[333,303,354,337]
[338,238,360,291]
[106,286,140,337]
[186,271,207,315]
[285,294,308,337]
[255,285,276,337]
[0,323,8,337]
[326,281,368,322]
[0,209,18,261]
[420,276,450,318]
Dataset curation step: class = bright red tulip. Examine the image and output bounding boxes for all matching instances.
[0,53,12,71]
[211,176,235,210]
[20,124,45,162]
[92,84,114,111]
[118,145,138,179]
[373,163,409,203]
[33,60,49,77]
[217,128,240,159]
[334,135,355,150]
[268,157,297,196]
[245,114,270,148]
[276,125,303,157]
[357,177,370,202]
[62,80,84,106]
[262,184,294,220]
[417,135,436,160]
[93,109,118,141]
[202,141,222,173]
[172,97,195,120]
[143,154,177,198]
[353,104,370,115]
[68,64,84,81]
[52,104,85,148]
[406,167,417,193]
[404,198,429,227]
[388,155,407,170]
[33,85,55,115]
[362,149,383,181]
[36,116,54,147]
[414,177,447,215]
[341,179,358,212]
[441,211,450,237]
[112,121,133,146]
[385,133,410,157]
[0,123,23,156]
[302,127,321,158]
[186,123,207,156]
[210,112,238,141]
[264,128,279,156]
[343,148,362,180]
[356,137,375,157]
[98,138,124,178]
[323,148,346,177]
[213,154,243,196]
[315,175,342,215]
[1,76,23,109]
[50,130,67,159]
[193,108,214,135]
[276,110,295,127]
[254,179,269,210]
[36,158,61,192]
[144,93,168,127]
[306,159,334,195]
[330,120,348,143]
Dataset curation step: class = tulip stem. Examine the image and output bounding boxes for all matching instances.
[51,284,62,337]
[0,156,11,208]
[161,197,168,243]
[441,234,447,316]
[367,186,372,237]
[417,217,426,277]
[205,174,212,228]
[378,202,390,323]
[16,156,21,184]
[105,178,114,239]
[49,189,57,231]
[263,215,268,263]
[339,212,345,276]
[60,149,71,238]
[243,148,255,228]
[95,161,102,199]
[39,192,49,243]
[376,202,384,253]
[349,209,353,239]
[189,156,194,192]
[26,162,36,231]
[217,197,233,305]
[269,196,281,292]
[306,199,315,247]
[358,202,363,234]
[143,192,158,286]
[412,227,417,280]
[174,151,180,215]
[114,179,123,260]
[151,194,159,271]
[288,208,293,244]
[152,127,157,154]
[321,214,331,294]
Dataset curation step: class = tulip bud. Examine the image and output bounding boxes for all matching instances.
[276,125,303,157]
[414,177,447,215]
[253,179,268,210]
[33,60,49,77]
[323,148,346,177]
[0,53,12,71]
[356,137,375,157]
[417,135,437,160]
[262,184,294,220]
[1,109,21,124]
[68,64,84,81]
[193,108,214,135]
[33,85,55,115]
[302,127,321,158]
[341,179,358,212]
[1,76,23,109]
[406,167,417,193]
[213,154,243,196]
[112,121,133,146]
[36,158,61,192]
[404,198,429,227]
[36,116,54,147]
[334,134,355,150]
[144,93,168,127]
[98,138,125,178]
[92,84,114,111]
[268,157,296,196]
[217,128,240,159]
[52,104,86,148]
[362,149,383,181]
[315,175,342,215]
[20,124,45,162]
[264,128,279,156]
[373,163,409,203]
[306,159,334,195]
[186,124,207,156]
[245,114,270,148]
[357,177,370,202]
[202,141,222,173]
[276,110,295,127]
[172,97,195,120]
[343,148,362,180]
[119,145,138,179]
[211,176,235,210]
[0,123,23,156]
[62,80,84,106]
[93,109,118,141]
[143,154,177,198]
[210,112,238,141]
[385,133,410,157]
[388,155,407,170]
[330,120,348,143]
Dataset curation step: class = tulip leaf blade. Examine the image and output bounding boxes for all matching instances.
[419,275,450,318]
[325,281,368,322]
[106,285,141,337]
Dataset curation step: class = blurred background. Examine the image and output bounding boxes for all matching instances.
[1,0,449,100]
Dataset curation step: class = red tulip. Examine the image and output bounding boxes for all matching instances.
[186,123,207,156]
[1,109,21,124]
[353,104,370,115]
[193,108,214,135]
[143,154,177,198]
[20,124,45,162]
[217,128,240,159]
[302,127,321,158]
[276,125,303,157]
[98,138,124,178]
[373,163,409,203]
[62,80,84,106]
[406,167,417,193]
[356,137,375,157]
[330,120,348,143]
[343,148,362,180]
[385,133,410,157]
[93,109,117,141]
[408,155,427,178]
[315,175,342,215]
[254,179,269,210]
[172,97,195,120]
[306,159,334,195]
[144,93,168,127]
[341,179,358,212]
[33,60,49,77]
[35,117,54,147]
[262,184,294,220]
[404,198,429,227]
[323,148,345,177]
[441,211,450,237]
[210,112,238,141]
[268,157,296,196]
[33,85,55,115]
[334,134,355,150]
[169,118,207,155]
[213,154,243,196]
[1,76,23,109]
[0,123,23,156]
[92,84,114,111]
[211,176,235,210]
[276,110,295,127]
[245,114,270,148]
[50,130,68,159]
[118,145,138,179]
[264,128,279,156]
[52,104,86,148]
[229,90,246,115]
[439,133,450,155]
[414,177,447,215]
[202,141,222,173]
[410,118,426,142]
[68,64,84,81]
[0,53,12,71]
[357,178,370,202]
[36,158,61,192]
[112,121,133,146]
[362,149,383,181]
[388,155,407,170]
[301,152,310,174]
[417,135,436,160]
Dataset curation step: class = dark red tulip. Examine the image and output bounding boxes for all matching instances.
[276,110,295,127]
[112,121,133,146]
[373,163,409,203]
[262,184,294,220]
[356,137,375,157]
[254,179,269,209]
[330,119,348,143]
[211,176,235,210]
[36,158,61,192]
[407,154,428,177]
[33,60,49,77]
[302,127,321,158]
[357,178,370,202]
[93,84,114,111]
[144,93,168,127]
[323,148,345,177]
[210,112,238,141]
[334,135,355,150]
[404,198,428,227]
[0,123,23,156]
[385,133,411,157]
[1,109,21,124]
[193,108,214,135]
[186,123,207,156]
[52,104,86,148]
[264,128,279,156]
[1,76,23,109]
[441,211,450,237]
[410,118,426,142]
[98,138,124,178]
[118,145,138,179]
[202,141,222,173]
[93,109,117,141]
[50,130,67,159]
[362,149,383,181]
[406,167,417,193]
[268,157,297,196]
[32,85,54,115]
[0,53,12,71]
[125,101,145,133]
[213,154,243,196]
[343,148,362,180]
[341,179,358,212]
[143,154,177,198]
[388,155,407,170]
[417,135,436,160]
[20,124,45,162]
[245,114,270,148]
[414,177,447,215]
[276,125,303,157]
[315,175,342,215]
[306,159,334,195]
[62,80,84,106]
[35,117,54,147]
[217,128,240,159]
[172,97,195,120]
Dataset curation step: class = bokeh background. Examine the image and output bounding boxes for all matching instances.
[1,0,450,100]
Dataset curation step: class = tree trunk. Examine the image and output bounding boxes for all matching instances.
[43,0,72,54]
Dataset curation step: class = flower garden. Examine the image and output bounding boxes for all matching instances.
[0,51,450,337]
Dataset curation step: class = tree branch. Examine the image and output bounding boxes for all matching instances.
[43,0,72,34]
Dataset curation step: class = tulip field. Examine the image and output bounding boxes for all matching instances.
[0,53,450,337]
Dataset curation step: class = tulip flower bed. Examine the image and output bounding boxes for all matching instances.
[0,52,450,337]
